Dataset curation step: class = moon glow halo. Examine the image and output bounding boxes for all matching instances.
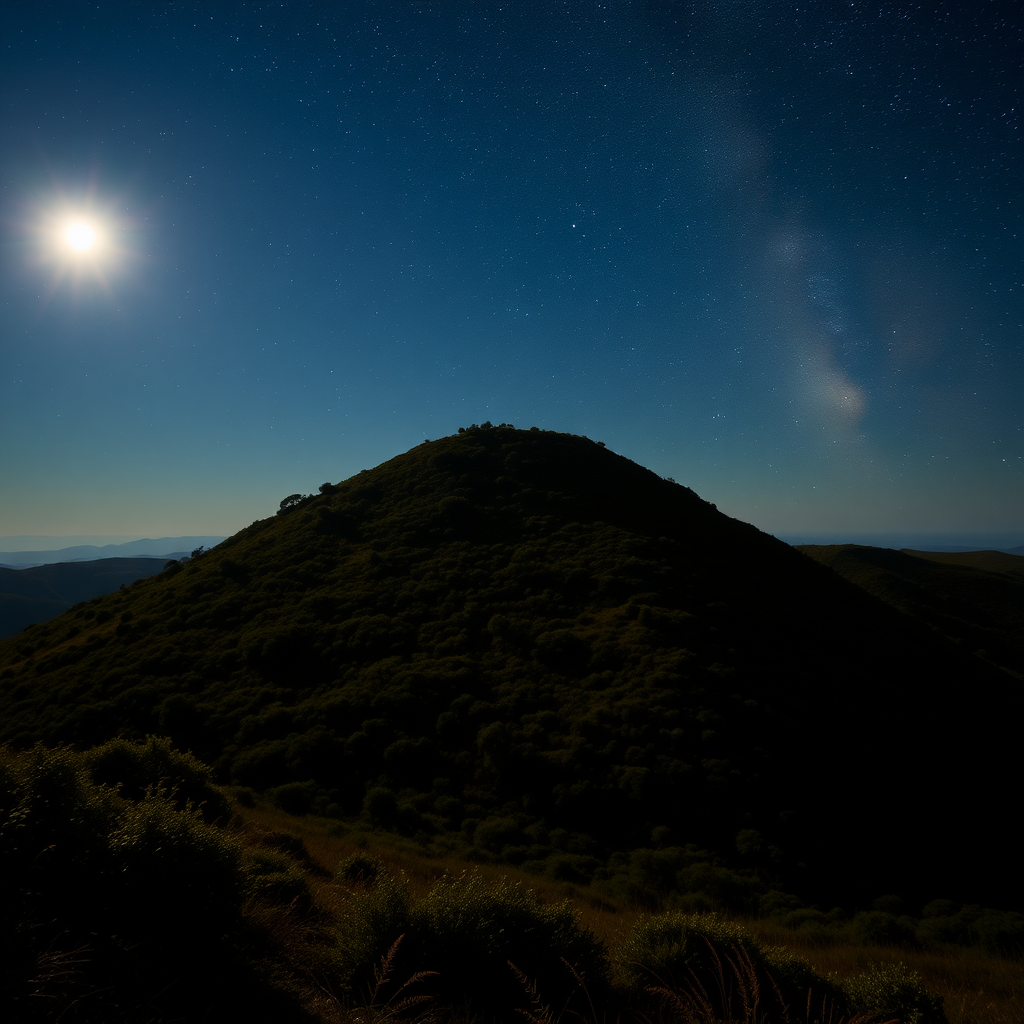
[63,220,99,252]
[31,203,126,293]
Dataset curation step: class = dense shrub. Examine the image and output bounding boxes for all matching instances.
[241,845,314,913]
[336,852,381,885]
[269,779,318,815]
[848,909,919,947]
[363,785,399,828]
[0,744,116,939]
[0,741,310,1021]
[333,870,606,1020]
[333,870,412,992]
[612,912,845,1020]
[968,909,1024,956]
[916,902,1024,956]
[108,791,243,935]
[82,734,229,821]
[770,898,1024,959]
[594,845,767,912]
[840,962,948,1024]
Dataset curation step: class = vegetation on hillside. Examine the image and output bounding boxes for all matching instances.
[6,736,992,1023]
[0,426,1020,915]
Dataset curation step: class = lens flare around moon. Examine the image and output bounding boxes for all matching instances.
[53,212,107,260]
[63,220,99,251]
[29,198,128,294]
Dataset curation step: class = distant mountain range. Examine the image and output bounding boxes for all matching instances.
[1,427,1020,911]
[0,536,227,568]
[779,533,1024,555]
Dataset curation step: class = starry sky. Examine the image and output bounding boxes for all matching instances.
[1,1,1021,547]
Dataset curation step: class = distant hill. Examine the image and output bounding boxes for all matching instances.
[1,426,1020,910]
[906,548,1024,577]
[779,533,1024,553]
[0,535,226,567]
[797,544,1024,677]
[0,558,169,638]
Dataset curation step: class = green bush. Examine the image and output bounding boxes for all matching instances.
[612,911,844,1020]
[241,846,314,913]
[83,735,229,821]
[916,902,1024,956]
[840,962,947,1024]
[546,853,601,883]
[333,870,413,992]
[269,779,318,815]
[473,814,522,853]
[363,786,399,828]
[613,911,754,989]
[848,909,918,947]
[108,791,243,936]
[336,853,380,885]
[410,871,606,1004]
[969,909,1024,956]
[0,742,260,1019]
[230,785,257,807]
[333,870,606,1019]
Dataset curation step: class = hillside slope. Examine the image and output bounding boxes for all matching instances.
[1,426,1019,908]
[797,544,1024,676]
[0,557,169,638]
[906,548,1024,577]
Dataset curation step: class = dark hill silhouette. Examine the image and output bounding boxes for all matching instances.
[906,547,1024,578]
[0,557,168,638]
[0,426,1020,909]
[798,544,1024,676]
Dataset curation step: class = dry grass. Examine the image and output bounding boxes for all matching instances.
[234,801,643,925]
[745,919,1024,1024]
[231,803,1023,1024]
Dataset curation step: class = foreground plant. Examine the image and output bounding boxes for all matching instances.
[331,870,606,1021]
[612,912,943,1024]
[339,934,438,1023]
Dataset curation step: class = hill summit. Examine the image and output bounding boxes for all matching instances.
[1,425,1020,908]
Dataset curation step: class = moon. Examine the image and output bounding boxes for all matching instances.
[30,199,128,288]
[64,220,98,251]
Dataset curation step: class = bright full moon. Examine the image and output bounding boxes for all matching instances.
[63,219,99,252]
[35,204,121,284]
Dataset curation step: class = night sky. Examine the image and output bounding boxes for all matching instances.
[1,1,1021,547]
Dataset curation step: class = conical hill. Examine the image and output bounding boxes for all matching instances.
[1,426,1019,908]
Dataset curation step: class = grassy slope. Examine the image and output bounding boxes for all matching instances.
[5,730,1020,1024]
[1,427,1021,910]
[239,801,1024,1024]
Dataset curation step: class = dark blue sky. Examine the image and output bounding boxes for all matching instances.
[1,1,1021,544]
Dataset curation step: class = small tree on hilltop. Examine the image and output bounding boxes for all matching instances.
[278,493,305,514]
